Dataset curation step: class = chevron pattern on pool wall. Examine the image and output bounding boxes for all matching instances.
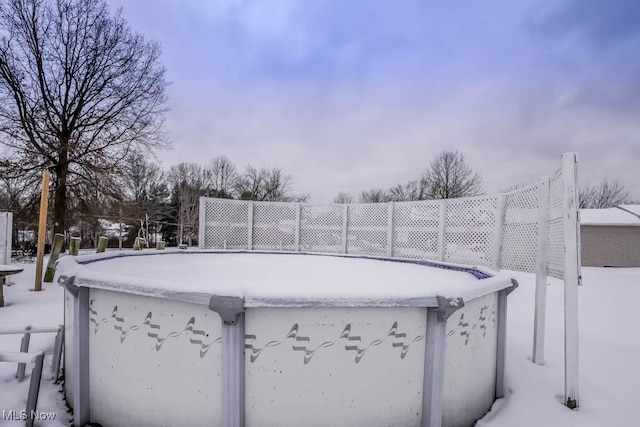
[88,300,222,358]
[245,321,425,364]
[89,300,425,364]
[447,302,497,345]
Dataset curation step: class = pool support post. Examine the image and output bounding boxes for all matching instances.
[496,280,519,398]
[209,296,245,427]
[63,277,90,427]
[422,296,464,427]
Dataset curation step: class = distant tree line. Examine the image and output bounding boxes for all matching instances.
[0,152,307,248]
[578,180,634,209]
[336,151,636,211]
[336,150,483,203]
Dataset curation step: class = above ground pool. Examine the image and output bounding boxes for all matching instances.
[57,250,517,427]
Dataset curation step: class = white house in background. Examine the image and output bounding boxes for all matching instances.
[580,205,640,267]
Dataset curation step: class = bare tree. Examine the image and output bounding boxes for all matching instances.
[121,153,164,204]
[0,0,168,236]
[422,150,482,199]
[235,165,292,201]
[235,165,264,201]
[119,153,168,241]
[333,192,354,204]
[207,155,237,198]
[0,172,39,214]
[289,193,310,203]
[579,180,632,209]
[169,163,208,246]
[388,180,429,202]
[0,173,40,244]
[262,168,292,201]
[359,189,390,203]
[67,181,122,246]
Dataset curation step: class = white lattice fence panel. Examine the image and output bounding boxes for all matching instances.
[299,205,344,253]
[500,184,540,272]
[547,169,565,279]
[253,202,297,251]
[347,204,389,256]
[0,212,11,264]
[393,201,441,260]
[444,197,497,267]
[201,199,249,249]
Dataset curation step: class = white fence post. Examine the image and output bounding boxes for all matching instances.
[533,177,550,365]
[438,200,447,261]
[198,197,206,249]
[562,152,580,409]
[294,203,301,252]
[342,204,348,254]
[247,202,254,250]
[492,194,507,271]
[387,202,394,257]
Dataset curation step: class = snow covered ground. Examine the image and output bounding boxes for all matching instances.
[1,260,638,426]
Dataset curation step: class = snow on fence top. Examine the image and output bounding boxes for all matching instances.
[199,156,576,282]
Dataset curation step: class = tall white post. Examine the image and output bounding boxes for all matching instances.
[562,152,580,409]
[247,202,254,250]
[533,177,550,365]
[491,194,507,271]
[437,200,447,261]
[294,203,301,252]
[387,202,395,257]
[198,197,206,249]
[342,204,348,254]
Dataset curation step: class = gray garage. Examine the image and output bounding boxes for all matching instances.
[580,205,640,267]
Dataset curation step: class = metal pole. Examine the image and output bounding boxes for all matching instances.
[16,326,31,381]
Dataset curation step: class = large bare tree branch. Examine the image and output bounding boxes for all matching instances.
[0,0,168,234]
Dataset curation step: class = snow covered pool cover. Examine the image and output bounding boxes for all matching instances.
[57,250,514,307]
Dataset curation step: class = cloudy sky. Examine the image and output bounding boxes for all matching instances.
[110,0,640,202]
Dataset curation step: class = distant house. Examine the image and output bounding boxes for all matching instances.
[580,205,640,267]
